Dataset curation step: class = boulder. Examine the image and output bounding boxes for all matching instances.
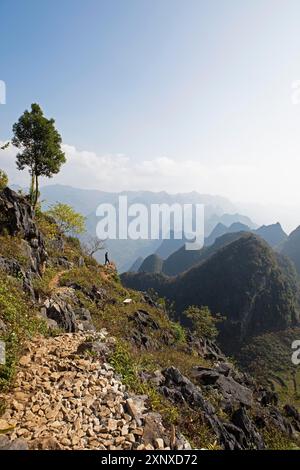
[128,310,160,349]
[258,389,279,407]
[142,412,169,447]
[129,310,159,330]
[231,408,265,450]
[0,256,35,299]
[77,339,110,357]
[187,333,225,362]
[126,396,147,426]
[193,368,253,408]
[43,296,77,332]
[56,257,74,269]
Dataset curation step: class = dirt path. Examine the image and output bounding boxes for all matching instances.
[48,270,68,292]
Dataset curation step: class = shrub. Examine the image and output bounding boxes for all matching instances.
[184,305,219,339]
[66,236,81,251]
[46,203,85,235]
[171,322,186,343]
[0,170,8,190]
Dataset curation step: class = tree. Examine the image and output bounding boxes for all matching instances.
[12,103,66,208]
[0,142,10,151]
[0,170,8,190]
[82,235,105,257]
[46,203,86,235]
[184,305,220,340]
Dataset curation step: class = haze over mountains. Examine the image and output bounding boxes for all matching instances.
[35,184,259,271]
[28,183,300,372]
[133,221,289,276]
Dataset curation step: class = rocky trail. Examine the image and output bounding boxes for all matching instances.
[0,330,186,451]
[48,270,68,292]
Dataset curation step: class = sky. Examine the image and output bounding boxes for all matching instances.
[1,0,300,231]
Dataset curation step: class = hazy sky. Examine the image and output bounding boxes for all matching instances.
[1,0,300,230]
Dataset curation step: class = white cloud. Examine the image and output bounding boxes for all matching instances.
[1,141,300,232]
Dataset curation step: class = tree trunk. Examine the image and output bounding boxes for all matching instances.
[30,171,35,207]
[33,174,39,209]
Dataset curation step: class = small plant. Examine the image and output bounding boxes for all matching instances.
[171,322,186,344]
[0,170,8,190]
[110,341,137,388]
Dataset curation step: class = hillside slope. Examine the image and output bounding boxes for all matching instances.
[281,226,300,275]
[0,187,300,450]
[122,234,300,352]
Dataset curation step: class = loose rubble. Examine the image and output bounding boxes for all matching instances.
[0,331,190,450]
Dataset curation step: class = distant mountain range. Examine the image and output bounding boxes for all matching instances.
[34,184,257,271]
[132,221,288,276]
[205,221,287,248]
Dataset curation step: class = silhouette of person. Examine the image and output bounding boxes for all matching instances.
[105,251,110,266]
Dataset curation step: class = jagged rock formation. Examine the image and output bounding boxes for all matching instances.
[158,365,298,450]
[281,225,300,275]
[135,223,288,278]
[256,223,288,248]
[40,288,95,333]
[0,188,47,297]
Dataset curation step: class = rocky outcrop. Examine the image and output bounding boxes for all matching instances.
[40,288,95,332]
[0,256,35,298]
[65,282,108,305]
[192,365,253,408]
[158,364,299,450]
[0,188,47,296]
[160,366,247,450]
[188,333,226,362]
[128,309,173,350]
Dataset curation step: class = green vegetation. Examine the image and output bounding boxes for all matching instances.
[238,328,300,408]
[170,322,186,344]
[262,425,298,450]
[35,210,59,241]
[184,305,219,340]
[0,170,8,190]
[0,274,47,392]
[0,192,299,451]
[12,103,66,207]
[281,226,300,276]
[46,203,86,235]
[0,234,31,268]
[122,233,300,354]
